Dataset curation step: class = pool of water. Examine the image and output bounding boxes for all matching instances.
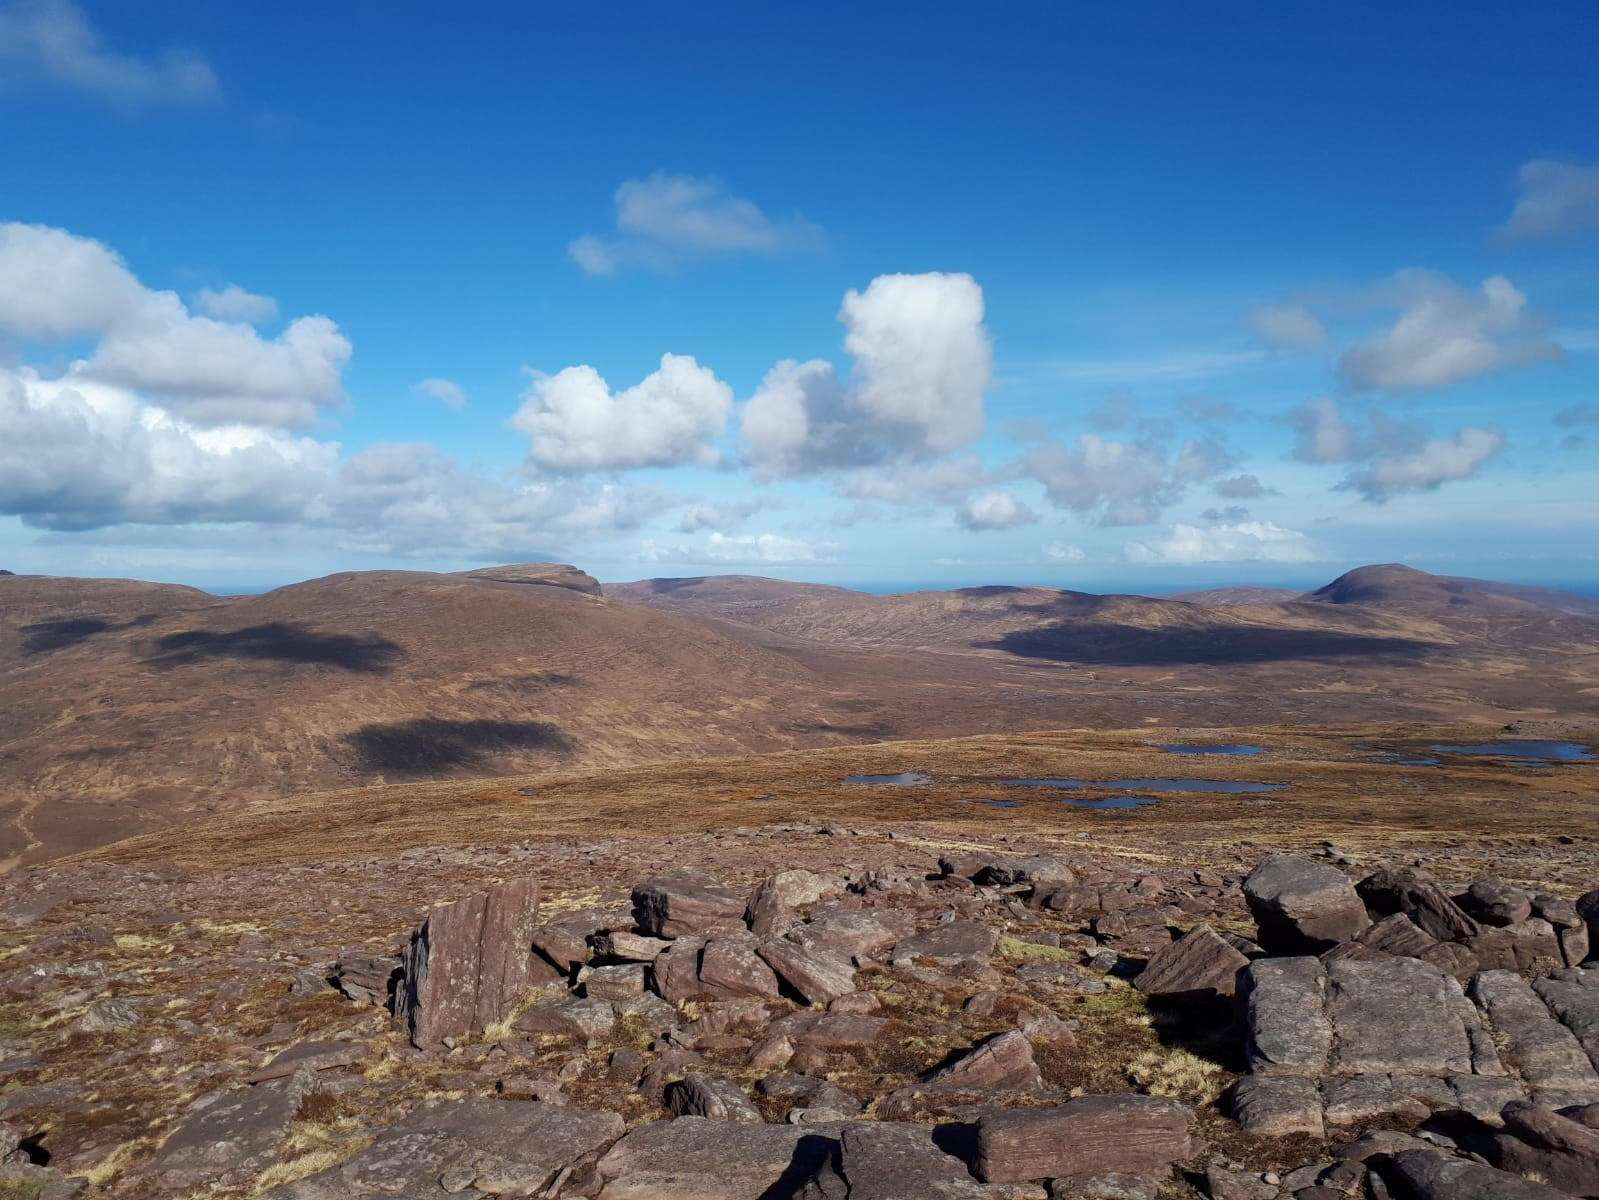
[844,772,931,785]
[1063,794,1160,810]
[1001,777,1286,794]
[1426,740,1592,763]
[1157,744,1263,756]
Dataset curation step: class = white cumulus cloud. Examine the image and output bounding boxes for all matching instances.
[1125,521,1318,565]
[0,222,351,427]
[1338,270,1562,391]
[512,353,733,472]
[742,272,992,477]
[956,489,1037,531]
[1043,541,1086,562]
[1020,433,1234,526]
[1343,427,1506,502]
[569,172,823,275]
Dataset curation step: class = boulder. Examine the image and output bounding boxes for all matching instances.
[1467,919,1563,971]
[1579,889,1599,963]
[650,935,709,1002]
[1355,868,1478,943]
[790,911,913,960]
[397,876,542,1049]
[757,940,858,1006]
[1133,924,1247,999]
[1534,968,1599,1070]
[632,876,748,939]
[1486,1101,1599,1198]
[746,870,832,937]
[1462,879,1533,926]
[1383,1147,1573,1200]
[331,954,402,1007]
[154,1081,301,1187]
[530,923,592,973]
[1243,856,1369,954]
[581,963,648,1000]
[667,1073,764,1122]
[1320,1076,1429,1125]
[513,997,617,1043]
[1230,1076,1323,1137]
[921,1031,1043,1092]
[891,921,997,966]
[698,937,782,999]
[590,931,672,963]
[973,1094,1192,1183]
[246,1039,364,1083]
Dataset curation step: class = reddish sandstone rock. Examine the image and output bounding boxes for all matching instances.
[973,1093,1193,1183]
[632,876,747,939]
[397,876,541,1049]
[1133,924,1247,999]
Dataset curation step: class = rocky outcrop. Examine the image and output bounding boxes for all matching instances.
[397,876,542,1049]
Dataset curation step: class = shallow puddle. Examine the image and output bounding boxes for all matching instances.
[1157,744,1262,756]
[1062,794,1159,810]
[1426,740,1592,763]
[1001,777,1286,794]
[843,772,931,785]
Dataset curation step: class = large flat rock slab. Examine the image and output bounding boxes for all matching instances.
[1325,957,1472,1076]
[597,1116,846,1200]
[1472,970,1599,1094]
[973,1094,1193,1184]
[273,1098,623,1199]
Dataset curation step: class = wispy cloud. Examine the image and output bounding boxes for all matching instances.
[0,0,219,107]
[570,172,824,275]
[1045,348,1263,385]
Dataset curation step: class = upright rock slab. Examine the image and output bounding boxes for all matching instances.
[1243,855,1369,954]
[398,876,541,1049]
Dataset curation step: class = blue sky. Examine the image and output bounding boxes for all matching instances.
[0,1,1595,593]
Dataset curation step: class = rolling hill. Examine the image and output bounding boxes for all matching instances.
[3,561,1597,865]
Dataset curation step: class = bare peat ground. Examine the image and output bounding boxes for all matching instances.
[0,722,1594,1197]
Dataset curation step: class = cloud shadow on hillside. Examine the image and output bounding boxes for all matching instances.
[21,613,160,654]
[145,623,403,672]
[346,718,574,773]
[983,623,1443,667]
